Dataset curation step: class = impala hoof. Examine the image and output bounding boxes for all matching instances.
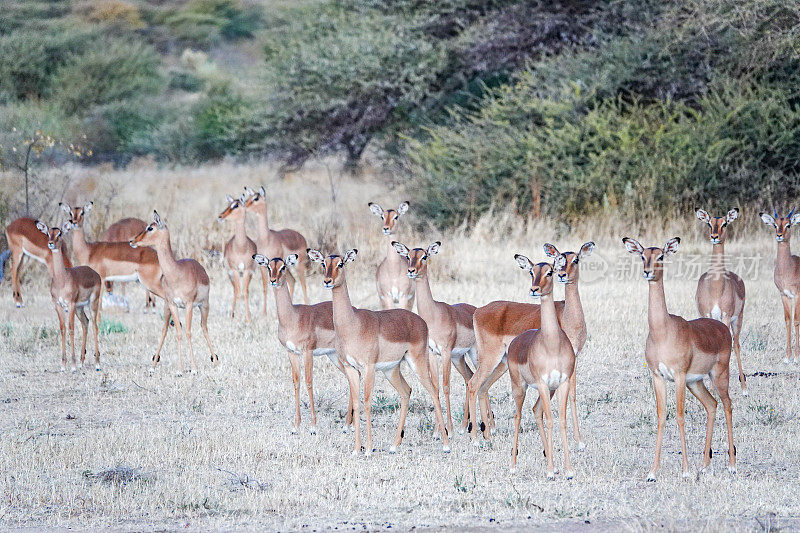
[291,427,298,435]
[728,465,737,475]
[148,367,155,374]
[71,366,77,373]
[646,472,656,482]
[15,302,21,308]
[389,446,397,454]
[310,425,317,435]
[95,365,100,371]
[783,357,791,364]
[60,365,66,372]
[442,445,451,453]
[742,389,749,397]
[546,471,555,480]
[175,372,183,377]
[682,471,691,480]
[577,441,586,451]
[565,470,575,480]
[189,369,197,375]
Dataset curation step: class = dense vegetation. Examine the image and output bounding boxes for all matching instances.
[1,0,799,225]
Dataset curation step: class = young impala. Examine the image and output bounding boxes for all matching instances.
[507,255,575,479]
[760,208,800,363]
[244,186,307,312]
[307,248,450,455]
[696,208,747,394]
[393,240,476,436]
[623,237,735,481]
[101,216,155,312]
[466,242,594,448]
[5,216,71,307]
[36,221,101,372]
[218,194,256,323]
[130,211,219,374]
[369,201,414,310]
[253,253,353,434]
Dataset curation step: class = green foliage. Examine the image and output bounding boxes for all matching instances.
[168,70,205,93]
[158,0,264,48]
[191,83,249,160]
[100,318,129,335]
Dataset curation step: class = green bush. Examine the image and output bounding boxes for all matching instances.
[168,70,205,92]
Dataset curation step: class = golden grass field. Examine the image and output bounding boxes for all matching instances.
[0,161,799,531]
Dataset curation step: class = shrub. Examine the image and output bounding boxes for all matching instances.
[79,0,145,29]
[190,82,249,160]
[168,70,205,92]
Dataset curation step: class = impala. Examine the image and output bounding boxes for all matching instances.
[101,216,155,312]
[130,211,219,374]
[393,240,476,436]
[5,216,71,307]
[219,194,256,323]
[623,237,735,480]
[36,221,101,372]
[696,208,747,394]
[369,201,414,310]
[307,248,450,455]
[465,242,595,448]
[244,186,307,312]
[508,255,575,479]
[760,208,800,363]
[253,253,353,434]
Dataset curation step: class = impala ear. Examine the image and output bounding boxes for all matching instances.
[427,241,441,256]
[343,249,358,264]
[307,248,324,264]
[664,237,681,255]
[258,186,266,197]
[61,221,72,234]
[59,202,71,215]
[622,237,644,255]
[392,241,410,258]
[790,211,800,226]
[368,202,384,217]
[226,194,235,203]
[252,254,268,266]
[514,254,535,273]
[397,201,410,216]
[286,254,299,266]
[35,221,48,235]
[579,241,595,258]
[760,212,776,227]
[726,208,739,223]
[695,208,710,224]
[153,210,164,228]
[83,202,93,213]
[243,186,256,196]
[239,194,247,204]
[543,243,559,258]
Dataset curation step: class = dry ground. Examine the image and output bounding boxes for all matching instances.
[0,162,799,531]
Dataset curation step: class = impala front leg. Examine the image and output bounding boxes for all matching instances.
[344,365,361,455]
[55,304,67,371]
[288,350,302,433]
[648,371,667,481]
[782,295,792,363]
[68,304,77,371]
[303,349,317,433]
[558,380,574,479]
[363,365,376,455]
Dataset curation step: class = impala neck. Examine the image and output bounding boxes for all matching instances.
[562,281,584,326]
[413,272,435,319]
[273,280,298,326]
[706,241,728,294]
[254,209,271,242]
[385,238,403,265]
[777,238,793,273]
[233,215,249,248]
[540,291,560,343]
[330,272,357,329]
[50,249,68,282]
[152,232,181,281]
[71,224,91,264]
[647,278,670,337]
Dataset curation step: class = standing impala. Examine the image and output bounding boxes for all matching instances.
[5,217,71,307]
[307,248,450,455]
[244,186,307,312]
[623,237,735,481]
[696,208,747,394]
[253,253,353,434]
[392,240,476,436]
[507,255,575,479]
[101,216,155,312]
[218,194,256,323]
[36,221,101,372]
[760,208,800,363]
[369,201,414,310]
[465,242,594,448]
[130,211,219,374]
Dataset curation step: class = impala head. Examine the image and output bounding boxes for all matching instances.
[218,194,246,222]
[622,237,680,282]
[696,208,738,245]
[253,253,298,286]
[307,248,358,289]
[543,241,595,284]
[243,185,267,213]
[59,201,93,228]
[368,201,409,236]
[515,254,561,298]
[130,211,166,248]
[760,208,800,242]
[36,221,71,251]
[392,241,440,279]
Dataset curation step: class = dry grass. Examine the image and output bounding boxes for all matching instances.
[0,161,799,530]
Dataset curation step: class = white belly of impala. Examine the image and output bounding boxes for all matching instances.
[375,360,401,372]
[105,273,139,283]
[285,341,302,354]
[785,289,795,299]
[686,373,706,383]
[22,247,46,265]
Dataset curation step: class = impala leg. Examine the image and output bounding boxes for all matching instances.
[228,270,240,319]
[77,305,89,368]
[537,381,555,479]
[794,296,800,363]
[343,364,361,454]
[409,350,450,452]
[675,375,691,478]
[185,303,197,373]
[172,306,184,375]
[331,355,354,430]
[451,353,474,434]
[478,360,508,438]
[569,369,584,449]
[55,304,67,371]
[68,304,77,371]
[532,394,547,462]
[199,302,218,365]
[442,349,455,438]
[385,365,411,453]
[558,381,574,478]
[152,306,171,370]
[242,269,253,323]
[363,365,376,455]
[10,249,24,307]
[648,372,667,481]
[288,350,302,433]
[259,268,269,316]
[509,364,526,471]
[427,348,443,436]
[91,291,100,369]
[782,295,792,363]
[687,379,717,472]
[466,353,500,443]
[732,313,746,395]
[302,349,317,433]
[712,366,736,473]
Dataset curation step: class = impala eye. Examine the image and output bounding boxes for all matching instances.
[657,254,664,261]
[147,226,154,232]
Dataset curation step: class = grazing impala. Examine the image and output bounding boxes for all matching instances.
[244,186,307,312]
[253,253,353,434]
[218,194,256,323]
[465,242,595,447]
[369,201,414,310]
[623,237,735,481]
[392,240,476,436]
[508,255,575,479]
[130,211,219,374]
[759,208,800,363]
[5,217,71,307]
[36,221,101,372]
[696,208,747,394]
[101,216,155,312]
[307,248,450,455]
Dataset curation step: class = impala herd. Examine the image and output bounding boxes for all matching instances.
[4,188,799,481]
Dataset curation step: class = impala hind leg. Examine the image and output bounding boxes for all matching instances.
[451,354,474,434]
[727,316,747,394]
[55,304,67,371]
[712,366,736,474]
[509,365,526,471]
[242,269,253,323]
[288,350,302,433]
[537,381,556,479]
[441,349,455,438]
[569,369,584,449]
[675,375,690,478]
[648,372,668,481]
[77,305,89,368]
[152,306,171,371]
[384,365,411,452]
[10,248,25,307]
[90,292,101,369]
[302,349,317,433]
[407,351,450,452]
[687,379,717,473]
[794,296,800,363]
[68,304,77,371]
[557,380,574,478]
[466,353,500,443]
[363,365,376,455]
[478,360,507,438]
[184,303,198,373]
[344,365,362,455]
[228,270,240,319]
[199,302,218,365]
[782,295,792,363]
[427,348,443,436]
